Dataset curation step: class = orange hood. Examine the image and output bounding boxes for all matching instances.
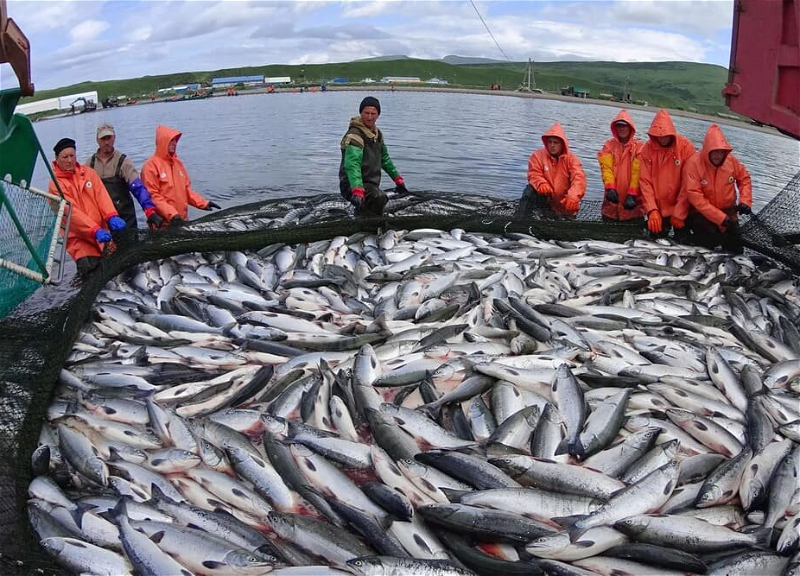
[541,122,570,154]
[155,125,182,160]
[647,109,677,140]
[700,124,733,163]
[610,109,636,140]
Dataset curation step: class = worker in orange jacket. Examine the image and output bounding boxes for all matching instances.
[141,125,220,226]
[675,124,752,253]
[48,138,127,275]
[597,110,644,221]
[520,122,586,217]
[639,109,696,238]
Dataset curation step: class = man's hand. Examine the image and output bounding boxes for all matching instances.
[107,216,126,231]
[537,183,553,196]
[604,188,619,204]
[647,210,662,234]
[737,203,752,215]
[205,201,222,211]
[170,215,184,226]
[671,216,685,229]
[623,194,637,210]
[394,176,408,195]
[351,187,365,210]
[564,195,580,213]
[721,216,733,231]
[145,208,165,230]
[95,229,112,243]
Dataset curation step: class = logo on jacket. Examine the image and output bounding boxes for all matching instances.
[543,166,549,172]
[160,172,167,179]
[179,171,184,177]
[700,179,708,185]
[674,159,681,166]
[728,176,735,183]
[85,181,92,189]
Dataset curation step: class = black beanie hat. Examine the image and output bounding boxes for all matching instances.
[53,137,76,157]
[359,96,380,114]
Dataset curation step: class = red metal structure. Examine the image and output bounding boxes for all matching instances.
[724,0,800,139]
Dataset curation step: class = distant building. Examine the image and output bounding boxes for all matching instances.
[426,77,448,85]
[15,97,60,115]
[211,75,265,88]
[381,76,422,83]
[331,77,348,84]
[263,76,292,85]
[362,78,376,83]
[174,83,200,94]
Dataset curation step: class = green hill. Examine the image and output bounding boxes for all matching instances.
[21,58,730,115]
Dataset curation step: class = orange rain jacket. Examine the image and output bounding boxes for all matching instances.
[48,161,118,261]
[527,122,587,216]
[141,125,209,220]
[676,124,752,227]
[597,110,644,220]
[639,109,696,219]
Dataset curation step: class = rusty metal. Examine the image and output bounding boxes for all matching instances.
[0,0,34,96]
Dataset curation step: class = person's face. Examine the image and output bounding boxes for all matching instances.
[168,137,178,155]
[615,123,631,141]
[56,148,76,172]
[97,134,115,154]
[360,106,379,129]
[709,149,727,167]
[545,137,564,157]
[656,135,674,147]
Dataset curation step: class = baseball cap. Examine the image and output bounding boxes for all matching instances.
[96,123,115,138]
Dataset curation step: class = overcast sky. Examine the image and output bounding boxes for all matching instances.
[1,0,734,91]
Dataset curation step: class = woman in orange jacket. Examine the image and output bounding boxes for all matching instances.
[520,122,586,217]
[140,125,220,226]
[597,110,644,221]
[48,138,127,274]
[676,124,752,253]
[639,109,696,238]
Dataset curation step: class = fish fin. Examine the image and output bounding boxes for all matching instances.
[752,526,774,550]
[439,488,470,503]
[552,514,587,528]
[149,483,176,504]
[202,560,225,570]
[554,438,569,456]
[568,438,586,461]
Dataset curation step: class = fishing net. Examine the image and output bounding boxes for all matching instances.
[0,176,798,574]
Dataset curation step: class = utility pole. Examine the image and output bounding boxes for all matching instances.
[520,58,536,91]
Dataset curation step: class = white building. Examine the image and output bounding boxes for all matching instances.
[15,97,60,115]
[362,78,376,83]
[381,76,422,83]
[426,78,449,84]
[263,76,292,85]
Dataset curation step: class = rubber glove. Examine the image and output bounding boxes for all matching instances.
[721,216,733,231]
[394,175,408,194]
[604,188,619,204]
[94,228,112,243]
[737,203,751,215]
[564,195,580,213]
[350,187,365,210]
[537,183,553,196]
[647,210,662,234]
[145,207,165,230]
[671,216,685,229]
[204,201,222,211]
[107,215,126,231]
[623,194,637,210]
[170,215,184,226]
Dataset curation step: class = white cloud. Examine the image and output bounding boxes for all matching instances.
[69,20,110,43]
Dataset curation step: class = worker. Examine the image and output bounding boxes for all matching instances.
[87,123,164,232]
[48,138,126,275]
[141,125,220,225]
[339,96,407,217]
[676,124,752,253]
[639,109,696,238]
[519,121,586,217]
[597,111,644,221]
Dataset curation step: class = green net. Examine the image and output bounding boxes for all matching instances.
[0,175,798,573]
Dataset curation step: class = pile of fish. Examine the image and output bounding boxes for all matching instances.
[29,227,800,576]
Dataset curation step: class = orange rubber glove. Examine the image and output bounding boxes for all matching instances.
[537,183,553,196]
[647,210,662,234]
[564,195,580,213]
[671,216,685,229]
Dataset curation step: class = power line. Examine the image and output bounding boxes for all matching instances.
[469,0,511,62]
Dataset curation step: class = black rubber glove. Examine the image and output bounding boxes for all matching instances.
[721,216,733,230]
[205,201,222,210]
[604,188,619,204]
[170,215,184,226]
[737,203,751,215]
[395,184,409,195]
[147,212,165,230]
[623,194,636,210]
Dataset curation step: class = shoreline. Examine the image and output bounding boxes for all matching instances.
[32,84,786,138]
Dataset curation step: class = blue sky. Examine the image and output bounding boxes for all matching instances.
[1,1,734,91]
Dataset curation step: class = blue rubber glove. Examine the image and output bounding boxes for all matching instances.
[107,215,126,231]
[128,178,156,210]
[95,229,112,243]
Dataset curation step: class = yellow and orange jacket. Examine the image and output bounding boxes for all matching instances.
[527,122,586,216]
[639,109,696,219]
[597,110,644,220]
[48,161,119,261]
[141,125,209,220]
[676,124,752,227]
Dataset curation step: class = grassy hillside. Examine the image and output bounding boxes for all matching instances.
[21,58,730,115]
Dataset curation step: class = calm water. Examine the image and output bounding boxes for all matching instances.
[30,91,800,215]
